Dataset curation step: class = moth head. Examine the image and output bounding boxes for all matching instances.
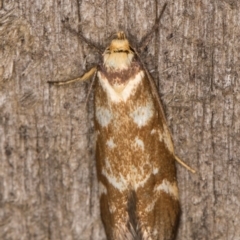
[109,32,129,51]
[103,31,134,70]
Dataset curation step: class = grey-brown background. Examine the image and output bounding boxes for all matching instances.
[0,0,239,239]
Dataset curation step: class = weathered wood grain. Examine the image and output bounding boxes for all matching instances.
[0,0,239,239]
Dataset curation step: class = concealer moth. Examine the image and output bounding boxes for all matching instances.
[48,3,195,240]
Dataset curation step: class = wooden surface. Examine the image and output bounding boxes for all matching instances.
[0,0,239,239]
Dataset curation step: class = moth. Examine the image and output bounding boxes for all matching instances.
[49,3,195,240]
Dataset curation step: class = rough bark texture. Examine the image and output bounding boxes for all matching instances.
[0,0,239,239]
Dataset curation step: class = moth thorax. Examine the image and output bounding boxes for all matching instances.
[103,32,134,70]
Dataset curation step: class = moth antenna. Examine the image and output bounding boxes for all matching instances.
[84,68,98,107]
[47,67,97,85]
[63,22,104,54]
[133,48,196,174]
[175,156,196,174]
[138,2,167,53]
[108,32,116,39]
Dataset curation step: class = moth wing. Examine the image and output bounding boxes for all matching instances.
[131,47,174,147]
[132,47,196,173]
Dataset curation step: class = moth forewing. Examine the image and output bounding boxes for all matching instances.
[133,47,196,174]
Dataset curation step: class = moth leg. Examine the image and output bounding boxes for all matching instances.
[138,2,167,53]
[47,66,97,85]
[175,155,196,173]
[84,68,98,105]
